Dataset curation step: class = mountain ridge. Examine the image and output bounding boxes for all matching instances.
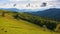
[0,8,43,12]
[29,8,60,21]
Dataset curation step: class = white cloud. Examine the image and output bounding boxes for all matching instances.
[10,0,29,2]
[0,3,13,8]
[10,0,21,1]
[0,0,60,9]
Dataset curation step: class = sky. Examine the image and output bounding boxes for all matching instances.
[0,0,60,10]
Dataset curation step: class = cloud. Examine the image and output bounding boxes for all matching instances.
[10,0,20,1]
[0,0,60,10]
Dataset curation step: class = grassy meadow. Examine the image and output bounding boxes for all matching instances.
[0,10,60,34]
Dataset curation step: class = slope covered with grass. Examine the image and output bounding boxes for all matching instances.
[0,10,60,34]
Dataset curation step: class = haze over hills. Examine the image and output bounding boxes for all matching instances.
[0,8,42,12]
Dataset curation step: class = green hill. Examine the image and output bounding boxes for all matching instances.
[0,10,60,34]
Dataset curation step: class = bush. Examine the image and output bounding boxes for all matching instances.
[45,22,57,30]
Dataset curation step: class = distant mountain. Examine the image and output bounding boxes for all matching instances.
[30,8,60,21]
[0,8,20,12]
[0,8,41,12]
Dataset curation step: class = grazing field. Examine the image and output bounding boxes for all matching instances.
[0,10,60,34]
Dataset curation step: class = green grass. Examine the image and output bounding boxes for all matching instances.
[0,11,60,34]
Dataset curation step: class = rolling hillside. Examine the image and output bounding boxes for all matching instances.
[0,10,60,34]
[30,8,60,21]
